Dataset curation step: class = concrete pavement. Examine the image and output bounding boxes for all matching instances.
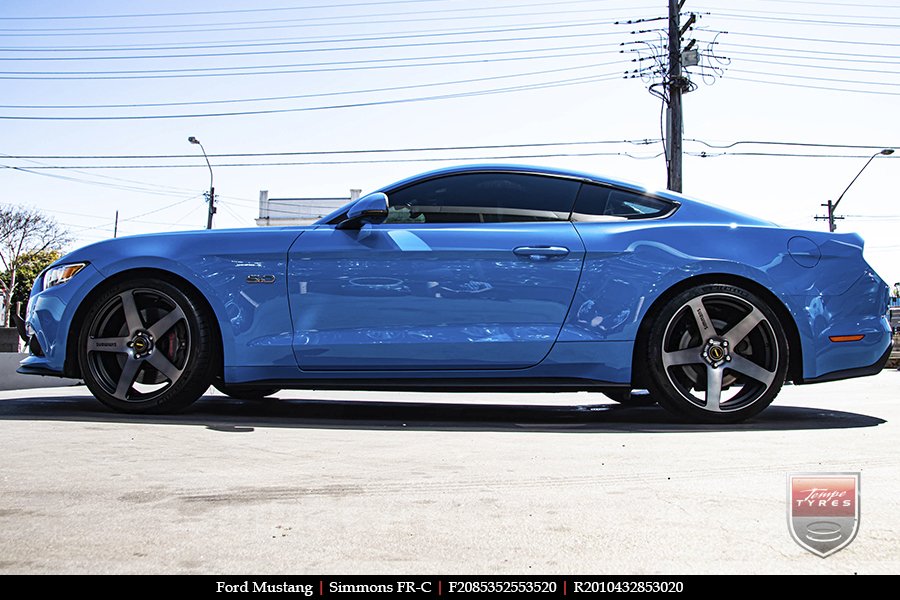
[0,371,898,574]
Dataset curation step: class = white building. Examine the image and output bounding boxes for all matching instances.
[256,189,361,226]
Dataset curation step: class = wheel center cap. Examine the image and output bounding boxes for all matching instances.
[128,332,154,358]
[702,338,730,368]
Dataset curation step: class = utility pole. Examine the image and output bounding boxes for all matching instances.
[113,210,118,238]
[667,0,683,193]
[666,0,696,193]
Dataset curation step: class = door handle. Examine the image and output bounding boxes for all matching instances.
[513,246,570,260]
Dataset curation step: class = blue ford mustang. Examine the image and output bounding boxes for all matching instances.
[18,165,892,423]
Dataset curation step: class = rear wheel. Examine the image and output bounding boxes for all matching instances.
[78,277,215,413]
[645,284,788,423]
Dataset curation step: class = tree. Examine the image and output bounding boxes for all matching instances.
[1,249,63,317]
[0,206,70,326]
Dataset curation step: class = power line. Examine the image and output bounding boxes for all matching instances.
[689,151,900,159]
[705,12,900,29]
[729,75,900,96]
[685,139,898,151]
[717,47,900,66]
[2,151,665,170]
[3,139,660,160]
[0,5,657,35]
[0,0,599,21]
[0,44,625,110]
[11,138,898,163]
[0,15,641,38]
[729,68,900,88]
[0,48,622,79]
[721,56,900,77]
[0,32,621,71]
[697,5,900,21]
[754,0,900,8]
[720,30,900,48]
[7,147,896,171]
[0,69,625,120]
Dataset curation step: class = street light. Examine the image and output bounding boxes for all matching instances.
[818,148,894,232]
[188,136,216,230]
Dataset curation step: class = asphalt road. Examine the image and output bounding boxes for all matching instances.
[0,371,898,574]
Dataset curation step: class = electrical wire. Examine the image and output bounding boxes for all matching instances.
[719,30,900,48]
[0,48,622,78]
[3,139,659,160]
[0,40,618,64]
[0,16,645,38]
[0,5,660,36]
[0,69,626,120]
[718,48,900,66]
[729,68,900,88]
[0,0,602,21]
[727,75,900,97]
[1,151,666,170]
[0,25,635,64]
[705,12,900,29]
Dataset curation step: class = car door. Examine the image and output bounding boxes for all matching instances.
[287,171,586,370]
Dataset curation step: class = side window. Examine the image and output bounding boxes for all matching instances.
[572,183,674,221]
[384,173,580,224]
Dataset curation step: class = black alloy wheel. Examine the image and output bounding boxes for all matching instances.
[78,277,215,413]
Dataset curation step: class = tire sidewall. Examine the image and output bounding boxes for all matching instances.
[77,276,214,414]
[645,283,788,423]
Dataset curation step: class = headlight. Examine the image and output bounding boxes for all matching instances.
[43,262,87,289]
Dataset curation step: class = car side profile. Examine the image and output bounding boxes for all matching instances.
[18,165,893,423]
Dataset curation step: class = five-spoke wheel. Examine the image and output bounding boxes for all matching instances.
[78,277,214,413]
[645,284,788,423]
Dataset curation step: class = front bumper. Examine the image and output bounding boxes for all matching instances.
[18,263,106,378]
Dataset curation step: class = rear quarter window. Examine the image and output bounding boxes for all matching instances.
[572,183,675,221]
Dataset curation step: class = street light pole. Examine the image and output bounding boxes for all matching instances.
[817,148,894,232]
[188,136,215,230]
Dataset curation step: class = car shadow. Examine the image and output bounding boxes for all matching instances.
[0,388,886,433]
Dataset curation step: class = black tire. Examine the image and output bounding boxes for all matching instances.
[603,389,657,406]
[213,383,280,400]
[77,277,215,413]
[644,283,788,423]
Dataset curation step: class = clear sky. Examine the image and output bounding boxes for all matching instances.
[1,0,898,284]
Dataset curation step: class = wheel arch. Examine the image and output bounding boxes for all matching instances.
[631,273,803,387]
[64,267,223,379]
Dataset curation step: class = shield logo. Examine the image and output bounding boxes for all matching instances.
[788,472,860,557]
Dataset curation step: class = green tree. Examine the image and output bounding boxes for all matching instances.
[1,250,63,317]
[0,205,70,326]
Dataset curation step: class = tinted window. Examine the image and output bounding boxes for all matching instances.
[384,173,580,224]
[572,183,674,221]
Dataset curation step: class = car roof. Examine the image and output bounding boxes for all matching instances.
[316,163,775,227]
[375,163,654,196]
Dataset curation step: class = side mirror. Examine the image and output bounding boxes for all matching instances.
[337,192,389,230]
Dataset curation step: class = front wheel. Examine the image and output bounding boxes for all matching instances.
[78,277,215,413]
[644,284,788,423]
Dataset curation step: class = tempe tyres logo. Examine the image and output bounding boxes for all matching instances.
[788,473,860,557]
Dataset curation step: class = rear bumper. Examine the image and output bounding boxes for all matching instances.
[792,269,892,382]
[800,342,892,385]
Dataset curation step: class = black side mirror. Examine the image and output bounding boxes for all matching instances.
[336,192,389,230]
